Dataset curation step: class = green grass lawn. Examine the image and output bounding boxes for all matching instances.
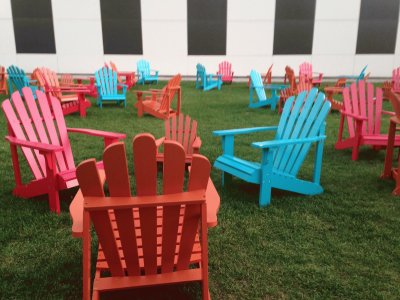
[0,81,399,299]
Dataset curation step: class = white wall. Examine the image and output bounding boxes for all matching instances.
[1,0,399,77]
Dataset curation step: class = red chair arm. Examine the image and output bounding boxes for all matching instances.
[5,136,64,153]
[67,128,126,140]
[192,137,202,150]
[339,110,368,121]
[382,110,395,116]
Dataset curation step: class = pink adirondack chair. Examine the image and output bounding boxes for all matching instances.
[335,80,399,160]
[74,136,212,299]
[299,62,323,87]
[217,61,234,83]
[2,87,126,214]
[0,65,8,95]
[156,114,201,163]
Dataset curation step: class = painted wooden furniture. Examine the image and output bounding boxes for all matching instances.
[7,65,39,97]
[0,66,8,95]
[324,78,347,111]
[299,62,323,87]
[217,61,234,84]
[213,88,330,206]
[72,135,212,299]
[249,69,287,110]
[95,67,127,108]
[109,61,136,89]
[135,74,182,119]
[392,67,400,94]
[196,63,222,91]
[382,90,400,195]
[156,114,201,163]
[60,74,97,97]
[278,71,312,114]
[2,87,125,214]
[33,67,91,117]
[335,80,398,160]
[247,64,273,88]
[137,59,159,85]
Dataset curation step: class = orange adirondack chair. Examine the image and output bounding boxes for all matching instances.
[109,61,137,89]
[2,88,125,214]
[156,114,201,163]
[247,64,273,87]
[135,74,182,119]
[335,80,398,160]
[217,61,234,83]
[0,66,8,95]
[33,67,92,117]
[74,135,211,299]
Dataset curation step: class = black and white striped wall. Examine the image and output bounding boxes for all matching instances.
[1,0,400,77]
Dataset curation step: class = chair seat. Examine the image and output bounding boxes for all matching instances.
[214,155,261,184]
[101,94,126,100]
[57,161,104,190]
[60,94,79,103]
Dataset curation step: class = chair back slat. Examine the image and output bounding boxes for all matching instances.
[263,64,273,84]
[41,68,62,99]
[250,70,266,101]
[95,67,118,96]
[218,61,232,76]
[285,66,297,92]
[392,67,400,92]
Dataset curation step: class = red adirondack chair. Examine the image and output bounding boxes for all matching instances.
[217,61,234,83]
[2,87,125,214]
[135,74,182,119]
[335,80,398,160]
[109,61,137,89]
[299,62,323,87]
[33,67,92,117]
[0,66,8,95]
[74,136,211,299]
[156,114,201,163]
[247,64,273,87]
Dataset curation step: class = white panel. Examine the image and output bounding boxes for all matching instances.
[141,0,185,20]
[272,55,312,77]
[51,0,100,19]
[103,55,139,72]
[313,21,358,55]
[0,20,16,54]
[354,55,395,77]
[58,54,103,74]
[228,0,275,20]
[227,21,273,56]
[312,55,354,77]
[394,55,400,68]
[395,10,400,55]
[315,0,361,20]
[186,56,228,76]
[0,0,12,19]
[228,56,273,77]
[0,54,17,67]
[16,55,58,73]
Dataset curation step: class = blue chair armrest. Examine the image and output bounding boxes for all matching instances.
[213,126,278,137]
[252,135,326,149]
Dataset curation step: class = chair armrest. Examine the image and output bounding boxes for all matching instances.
[155,137,165,148]
[339,110,368,121]
[192,136,202,150]
[5,136,64,153]
[117,83,127,88]
[67,128,126,140]
[252,135,326,149]
[213,126,278,137]
[382,110,395,116]
[264,84,288,90]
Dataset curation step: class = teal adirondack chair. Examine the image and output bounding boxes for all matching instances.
[213,88,331,207]
[7,65,39,98]
[249,69,287,110]
[137,59,158,84]
[95,67,127,108]
[343,65,368,86]
[196,63,222,91]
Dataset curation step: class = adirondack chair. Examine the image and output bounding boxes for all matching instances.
[135,74,182,119]
[74,136,211,299]
[196,63,222,91]
[217,61,234,84]
[7,65,39,97]
[156,114,201,163]
[335,80,399,160]
[0,66,8,95]
[2,87,125,214]
[109,61,136,89]
[33,67,92,117]
[60,74,97,97]
[249,69,287,110]
[137,59,159,85]
[213,88,331,206]
[95,67,127,108]
[299,62,323,87]
[392,67,400,94]
[247,64,273,88]
[278,79,312,114]
[324,78,347,111]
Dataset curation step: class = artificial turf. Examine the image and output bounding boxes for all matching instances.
[0,81,399,299]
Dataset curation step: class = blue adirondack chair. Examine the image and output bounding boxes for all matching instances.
[342,65,368,86]
[213,88,331,207]
[196,63,222,91]
[95,67,127,108]
[249,69,287,110]
[7,65,39,98]
[137,59,158,84]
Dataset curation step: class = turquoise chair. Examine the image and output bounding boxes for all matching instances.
[95,67,127,108]
[137,59,158,85]
[213,88,331,207]
[195,63,222,91]
[249,69,287,110]
[7,65,39,98]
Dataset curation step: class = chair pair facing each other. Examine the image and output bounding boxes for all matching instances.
[137,59,159,85]
[95,67,128,108]
[213,88,331,207]
[2,87,126,214]
[196,63,222,91]
[71,134,212,299]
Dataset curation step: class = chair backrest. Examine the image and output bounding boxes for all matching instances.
[285,66,297,92]
[342,80,383,138]
[273,88,330,176]
[109,61,123,83]
[250,69,266,101]
[386,89,400,118]
[95,67,118,96]
[357,65,368,81]
[164,114,198,154]
[335,78,347,87]
[196,63,206,80]
[263,64,273,84]
[7,65,30,93]
[76,135,210,278]
[159,74,182,112]
[137,59,150,77]
[297,79,312,92]
[299,62,312,83]
[2,88,75,180]
[60,74,74,86]
[218,61,232,76]
[0,65,6,84]
[39,67,62,99]
[392,67,400,92]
